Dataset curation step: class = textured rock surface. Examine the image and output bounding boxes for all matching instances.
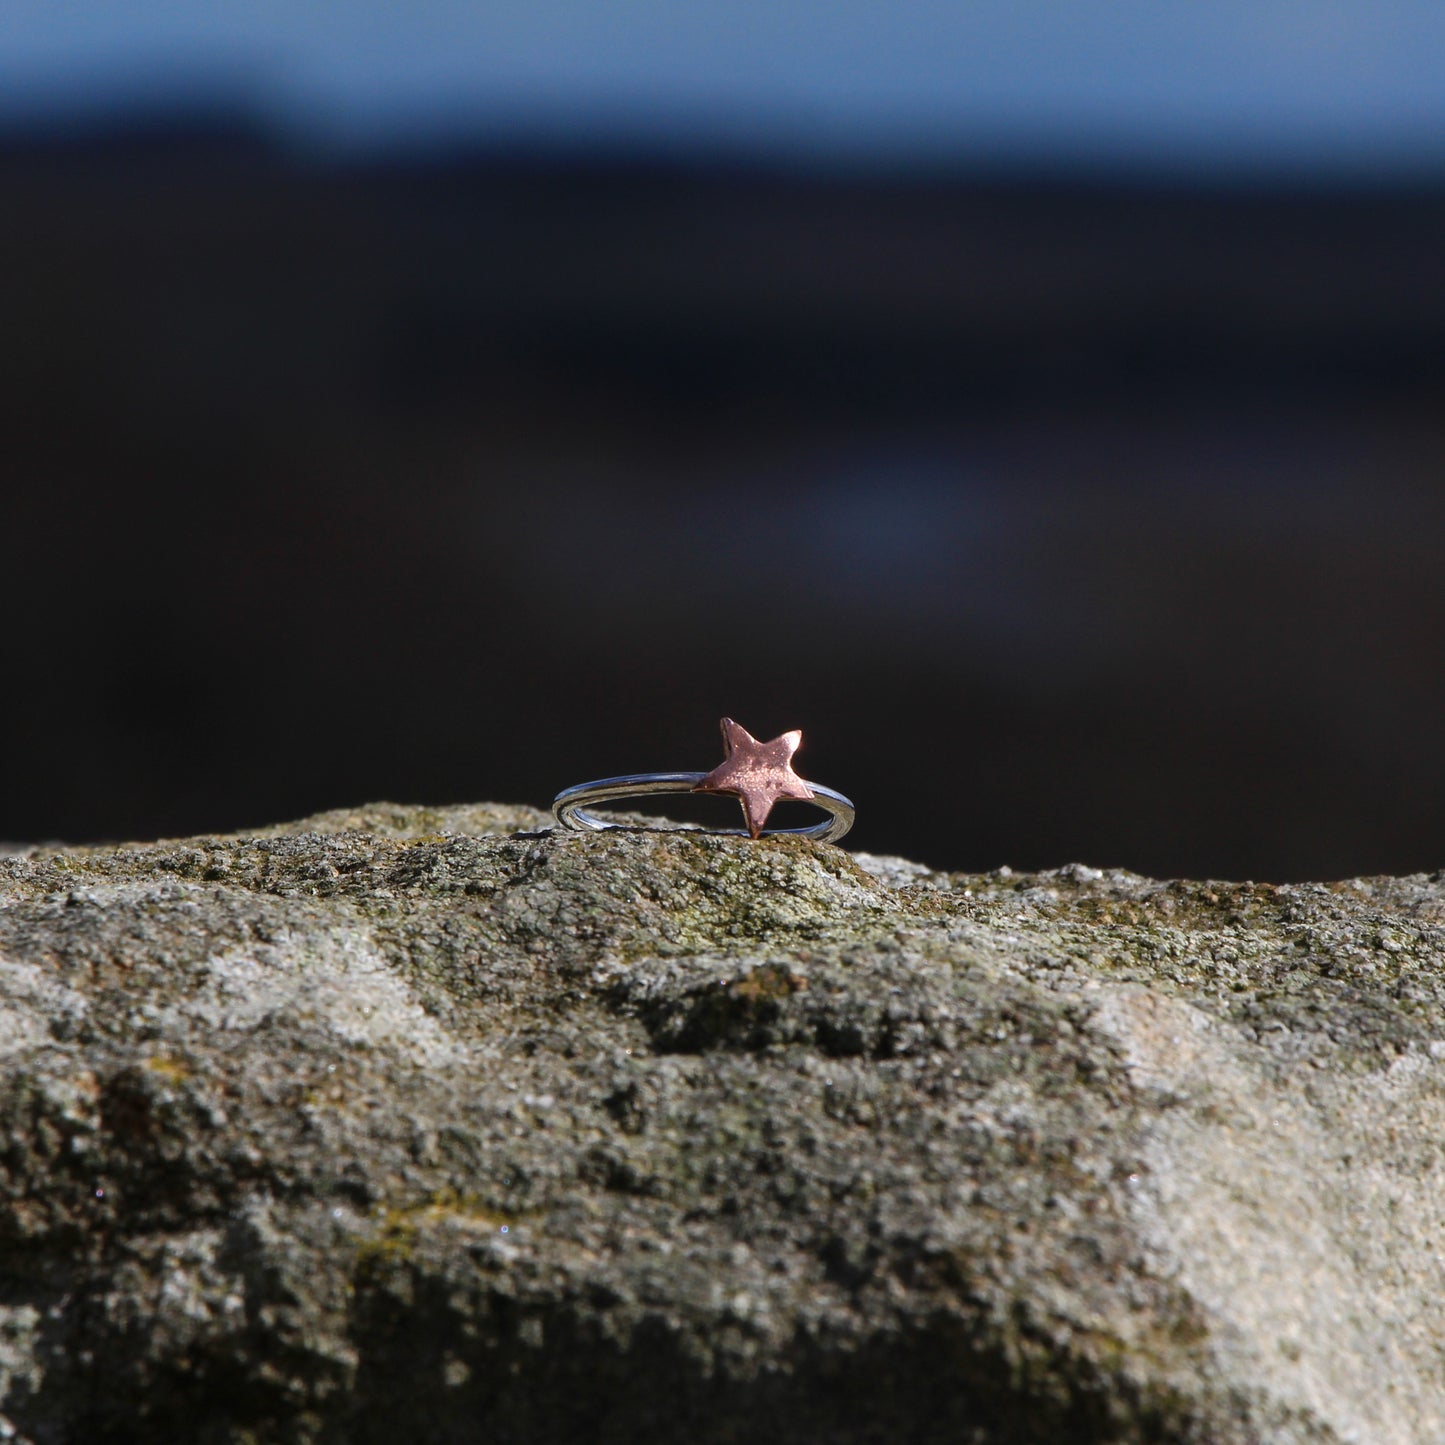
[2,802,1445,1443]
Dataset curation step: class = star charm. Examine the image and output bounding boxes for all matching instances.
[692,717,816,838]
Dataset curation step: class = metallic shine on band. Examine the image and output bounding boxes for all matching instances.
[552,772,855,844]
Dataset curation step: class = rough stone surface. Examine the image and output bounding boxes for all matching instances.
[2,802,1445,1443]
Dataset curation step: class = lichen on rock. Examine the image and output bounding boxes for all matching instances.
[1,803,1444,1442]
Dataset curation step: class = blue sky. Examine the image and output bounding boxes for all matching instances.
[4,1,1445,170]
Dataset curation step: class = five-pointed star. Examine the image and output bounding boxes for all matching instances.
[693,717,815,838]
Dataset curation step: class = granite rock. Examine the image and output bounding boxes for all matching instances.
[1,802,1444,1443]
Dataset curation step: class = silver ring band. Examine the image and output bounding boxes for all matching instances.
[552,772,855,844]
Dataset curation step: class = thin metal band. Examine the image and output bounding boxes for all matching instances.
[552,772,855,844]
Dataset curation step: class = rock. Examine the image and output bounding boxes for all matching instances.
[1,804,1444,1443]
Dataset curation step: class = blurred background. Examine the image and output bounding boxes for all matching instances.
[3,2,1445,879]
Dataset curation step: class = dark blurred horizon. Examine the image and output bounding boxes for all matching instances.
[3,108,1445,880]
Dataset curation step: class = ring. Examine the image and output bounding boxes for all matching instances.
[552,718,854,844]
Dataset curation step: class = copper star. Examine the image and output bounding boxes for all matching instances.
[692,717,816,838]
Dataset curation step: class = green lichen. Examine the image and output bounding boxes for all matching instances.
[358,1189,518,1270]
